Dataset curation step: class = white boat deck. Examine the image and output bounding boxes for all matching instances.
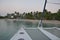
[10,27,60,40]
[43,27,60,31]
[10,28,32,40]
[38,27,60,40]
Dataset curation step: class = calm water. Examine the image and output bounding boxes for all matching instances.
[0,19,60,40]
[0,19,38,40]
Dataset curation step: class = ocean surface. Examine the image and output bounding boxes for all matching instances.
[0,19,60,40]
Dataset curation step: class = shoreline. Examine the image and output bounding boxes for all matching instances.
[0,19,60,24]
[42,20,60,24]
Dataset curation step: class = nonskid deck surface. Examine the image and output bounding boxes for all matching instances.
[25,28,51,40]
[10,28,50,40]
[44,28,60,38]
[10,27,60,40]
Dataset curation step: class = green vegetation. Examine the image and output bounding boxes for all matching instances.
[0,9,60,21]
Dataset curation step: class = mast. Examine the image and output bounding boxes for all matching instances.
[39,0,47,28]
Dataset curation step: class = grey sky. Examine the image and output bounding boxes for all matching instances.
[0,0,60,16]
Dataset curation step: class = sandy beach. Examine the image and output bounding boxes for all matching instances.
[3,19,60,24]
[42,20,60,24]
[19,19,60,24]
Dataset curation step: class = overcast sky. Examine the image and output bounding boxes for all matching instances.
[0,0,60,16]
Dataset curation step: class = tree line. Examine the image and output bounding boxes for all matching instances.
[0,9,60,21]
